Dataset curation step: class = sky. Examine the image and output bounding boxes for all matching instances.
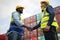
[0,0,60,34]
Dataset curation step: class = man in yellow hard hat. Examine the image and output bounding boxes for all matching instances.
[29,1,59,40]
[7,5,30,40]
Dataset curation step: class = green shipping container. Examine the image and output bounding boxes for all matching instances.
[36,13,42,24]
[38,33,60,40]
[38,36,45,40]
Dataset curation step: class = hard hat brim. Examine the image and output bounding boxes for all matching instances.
[16,5,24,9]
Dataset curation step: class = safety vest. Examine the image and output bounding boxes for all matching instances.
[11,13,22,23]
[40,8,59,30]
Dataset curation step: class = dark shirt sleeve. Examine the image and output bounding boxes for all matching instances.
[32,21,41,30]
[46,6,55,26]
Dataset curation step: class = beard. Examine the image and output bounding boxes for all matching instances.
[19,11,23,13]
[18,11,23,13]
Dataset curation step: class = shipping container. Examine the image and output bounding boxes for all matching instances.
[54,6,60,33]
[1,6,60,40]
[0,34,7,40]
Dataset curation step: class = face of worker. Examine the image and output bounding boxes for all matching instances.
[17,8,23,14]
[41,3,46,9]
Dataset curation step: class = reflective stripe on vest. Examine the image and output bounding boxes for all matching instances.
[40,8,59,30]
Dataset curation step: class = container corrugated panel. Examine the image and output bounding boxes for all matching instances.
[54,6,60,32]
[30,37,37,40]
[32,30,37,37]
[24,15,36,24]
[55,14,60,32]
[0,34,7,40]
[30,15,36,22]
[37,28,43,36]
[29,22,38,40]
[36,13,42,21]
[30,22,36,27]
[55,14,60,26]
[54,6,60,14]
[36,13,42,24]
[23,15,37,40]
[24,17,31,24]
[38,36,45,40]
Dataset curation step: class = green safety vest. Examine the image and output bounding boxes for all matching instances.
[40,8,59,30]
[11,13,22,23]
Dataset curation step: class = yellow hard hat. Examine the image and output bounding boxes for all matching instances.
[16,5,24,9]
[40,1,50,5]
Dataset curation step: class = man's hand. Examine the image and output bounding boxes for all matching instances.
[44,25,50,31]
[26,27,33,31]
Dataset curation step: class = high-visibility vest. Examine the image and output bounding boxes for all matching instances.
[11,13,22,23]
[40,8,59,30]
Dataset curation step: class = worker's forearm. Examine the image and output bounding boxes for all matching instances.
[32,24,40,30]
[14,20,28,28]
[32,21,41,30]
[14,20,24,27]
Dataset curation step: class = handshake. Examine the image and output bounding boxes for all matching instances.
[26,27,34,31]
